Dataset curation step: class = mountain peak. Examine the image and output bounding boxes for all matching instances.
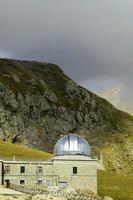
[0,58,133,174]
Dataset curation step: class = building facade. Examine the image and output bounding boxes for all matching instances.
[0,134,98,193]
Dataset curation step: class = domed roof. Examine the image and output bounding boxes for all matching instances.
[53,134,91,156]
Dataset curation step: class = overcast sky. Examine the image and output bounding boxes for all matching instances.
[0,0,133,103]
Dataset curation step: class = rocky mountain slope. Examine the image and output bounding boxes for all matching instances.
[0,58,133,174]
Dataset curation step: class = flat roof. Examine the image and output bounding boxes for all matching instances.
[2,161,53,165]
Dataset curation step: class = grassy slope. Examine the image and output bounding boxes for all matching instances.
[0,140,52,161]
[98,170,133,200]
[0,140,133,200]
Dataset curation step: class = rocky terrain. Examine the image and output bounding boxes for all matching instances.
[0,194,103,200]
[0,185,105,200]
[0,194,64,200]
[0,58,133,174]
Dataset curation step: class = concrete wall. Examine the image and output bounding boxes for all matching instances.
[0,156,98,194]
[53,156,98,193]
[3,162,57,186]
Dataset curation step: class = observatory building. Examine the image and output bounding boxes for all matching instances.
[0,134,98,193]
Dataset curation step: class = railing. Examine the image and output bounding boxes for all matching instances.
[9,183,47,194]
[9,183,102,200]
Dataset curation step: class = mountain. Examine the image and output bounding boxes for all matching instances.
[0,58,133,174]
[97,87,133,115]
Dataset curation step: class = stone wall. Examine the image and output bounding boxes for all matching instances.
[53,156,98,193]
[0,156,98,194]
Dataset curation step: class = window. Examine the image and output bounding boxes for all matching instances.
[20,166,25,174]
[73,167,77,174]
[20,180,25,185]
[37,166,42,174]
[38,180,42,185]
[58,181,67,188]
[5,166,10,174]
[46,180,52,187]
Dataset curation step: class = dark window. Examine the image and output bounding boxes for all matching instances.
[73,167,77,174]
[38,166,42,174]
[20,166,25,174]
[20,180,25,185]
[38,180,42,185]
[5,166,10,174]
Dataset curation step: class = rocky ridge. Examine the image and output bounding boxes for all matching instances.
[0,58,133,174]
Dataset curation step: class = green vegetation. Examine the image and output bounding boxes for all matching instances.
[1,58,133,175]
[0,140,52,161]
[0,139,133,200]
[98,170,133,200]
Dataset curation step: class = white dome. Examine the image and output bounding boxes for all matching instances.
[53,134,91,156]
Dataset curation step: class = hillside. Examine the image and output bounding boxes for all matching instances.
[0,58,133,174]
[97,86,133,115]
[98,170,133,200]
[0,140,51,161]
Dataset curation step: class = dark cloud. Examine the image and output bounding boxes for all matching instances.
[0,0,133,101]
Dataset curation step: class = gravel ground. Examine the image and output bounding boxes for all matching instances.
[0,187,65,200]
[0,195,65,200]
[0,187,23,195]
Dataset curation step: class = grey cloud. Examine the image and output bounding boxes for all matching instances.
[0,48,12,58]
[0,0,133,101]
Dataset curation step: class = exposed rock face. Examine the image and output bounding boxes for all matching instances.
[0,58,133,174]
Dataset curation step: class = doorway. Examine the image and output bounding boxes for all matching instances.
[5,179,10,188]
